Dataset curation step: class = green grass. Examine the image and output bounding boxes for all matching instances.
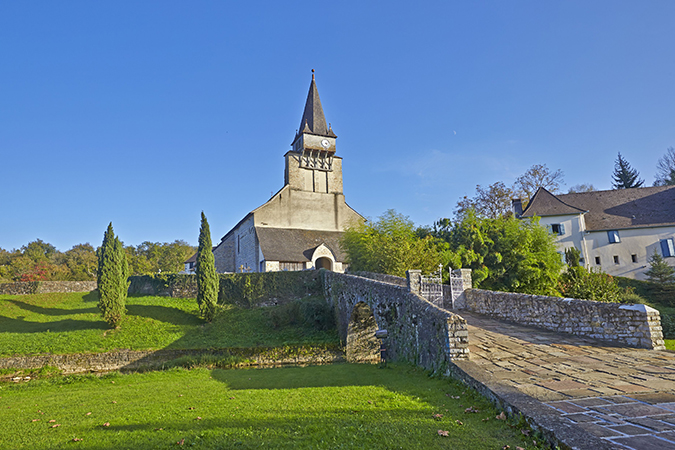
[0,364,542,450]
[655,304,675,351]
[0,293,339,356]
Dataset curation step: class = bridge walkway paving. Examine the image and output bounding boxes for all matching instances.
[453,311,675,450]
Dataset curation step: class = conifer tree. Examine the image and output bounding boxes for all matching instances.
[645,250,675,285]
[196,212,218,322]
[97,223,129,327]
[612,153,644,189]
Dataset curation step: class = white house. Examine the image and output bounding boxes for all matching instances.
[515,186,675,280]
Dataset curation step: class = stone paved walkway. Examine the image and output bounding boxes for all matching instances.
[457,311,675,450]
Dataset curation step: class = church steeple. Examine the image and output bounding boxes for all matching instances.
[297,70,335,137]
[292,71,337,153]
[285,71,343,193]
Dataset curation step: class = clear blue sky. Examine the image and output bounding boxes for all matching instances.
[1,1,674,251]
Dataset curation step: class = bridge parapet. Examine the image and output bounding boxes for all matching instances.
[321,270,469,374]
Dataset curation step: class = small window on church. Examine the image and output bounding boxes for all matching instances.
[237,235,240,253]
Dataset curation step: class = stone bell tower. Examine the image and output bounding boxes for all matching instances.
[285,70,343,194]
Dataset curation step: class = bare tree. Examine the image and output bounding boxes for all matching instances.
[654,147,675,186]
[568,183,596,193]
[513,164,565,202]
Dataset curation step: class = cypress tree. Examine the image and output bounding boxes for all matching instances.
[97,223,129,327]
[196,212,218,322]
[612,153,644,189]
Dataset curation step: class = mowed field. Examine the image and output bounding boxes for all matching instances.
[0,364,543,450]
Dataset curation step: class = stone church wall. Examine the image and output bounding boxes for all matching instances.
[213,235,235,273]
[233,216,258,272]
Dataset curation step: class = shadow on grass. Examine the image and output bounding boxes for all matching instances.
[5,299,98,316]
[0,315,108,333]
[82,291,99,303]
[207,363,430,392]
[126,305,202,326]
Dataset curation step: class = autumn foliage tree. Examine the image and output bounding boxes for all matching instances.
[97,223,130,327]
[196,212,218,322]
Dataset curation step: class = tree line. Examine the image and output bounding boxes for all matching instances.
[0,239,196,283]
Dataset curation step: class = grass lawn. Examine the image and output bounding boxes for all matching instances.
[0,293,339,357]
[0,364,542,450]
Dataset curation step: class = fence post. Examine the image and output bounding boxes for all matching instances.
[451,269,472,309]
[406,270,422,295]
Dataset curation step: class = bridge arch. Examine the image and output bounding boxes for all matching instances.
[346,301,381,362]
[322,270,469,373]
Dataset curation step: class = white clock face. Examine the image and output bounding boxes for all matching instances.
[321,139,330,149]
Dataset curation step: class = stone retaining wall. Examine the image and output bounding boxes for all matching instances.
[0,346,345,375]
[0,281,97,295]
[322,270,469,375]
[464,289,665,350]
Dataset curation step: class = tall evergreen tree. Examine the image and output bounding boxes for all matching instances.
[612,153,644,189]
[645,250,675,285]
[196,212,218,322]
[97,223,129,327]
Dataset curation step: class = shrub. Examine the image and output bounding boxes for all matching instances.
[661,313,675,339]
[559,266,623,303]
[268,296,335,331]
[299,296,335,331]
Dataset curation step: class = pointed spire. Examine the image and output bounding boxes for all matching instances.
[297,70,334,137]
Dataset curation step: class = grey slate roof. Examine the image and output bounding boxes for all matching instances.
[256,227,346,262]
[521,185,675,231]
[521,188,587,217]
[296,74,336,138]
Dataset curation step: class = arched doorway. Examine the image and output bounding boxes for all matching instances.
[315,256,333,271]
[346,302,380,363]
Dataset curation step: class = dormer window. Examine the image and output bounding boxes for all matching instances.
[608,230,620,243]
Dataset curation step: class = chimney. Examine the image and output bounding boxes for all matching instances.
[512,198,523,218]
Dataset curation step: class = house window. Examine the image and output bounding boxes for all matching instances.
[608,230,620,243]
[613,255,620,265]
[549,224,565,235]
[661,238,675,257]
[595,256,601,265]
[631,254,638,263]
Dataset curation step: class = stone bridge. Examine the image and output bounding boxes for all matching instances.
[323,269,671,450]
[321,270,470,374]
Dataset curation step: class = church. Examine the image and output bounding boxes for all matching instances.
[211,73,363,273]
